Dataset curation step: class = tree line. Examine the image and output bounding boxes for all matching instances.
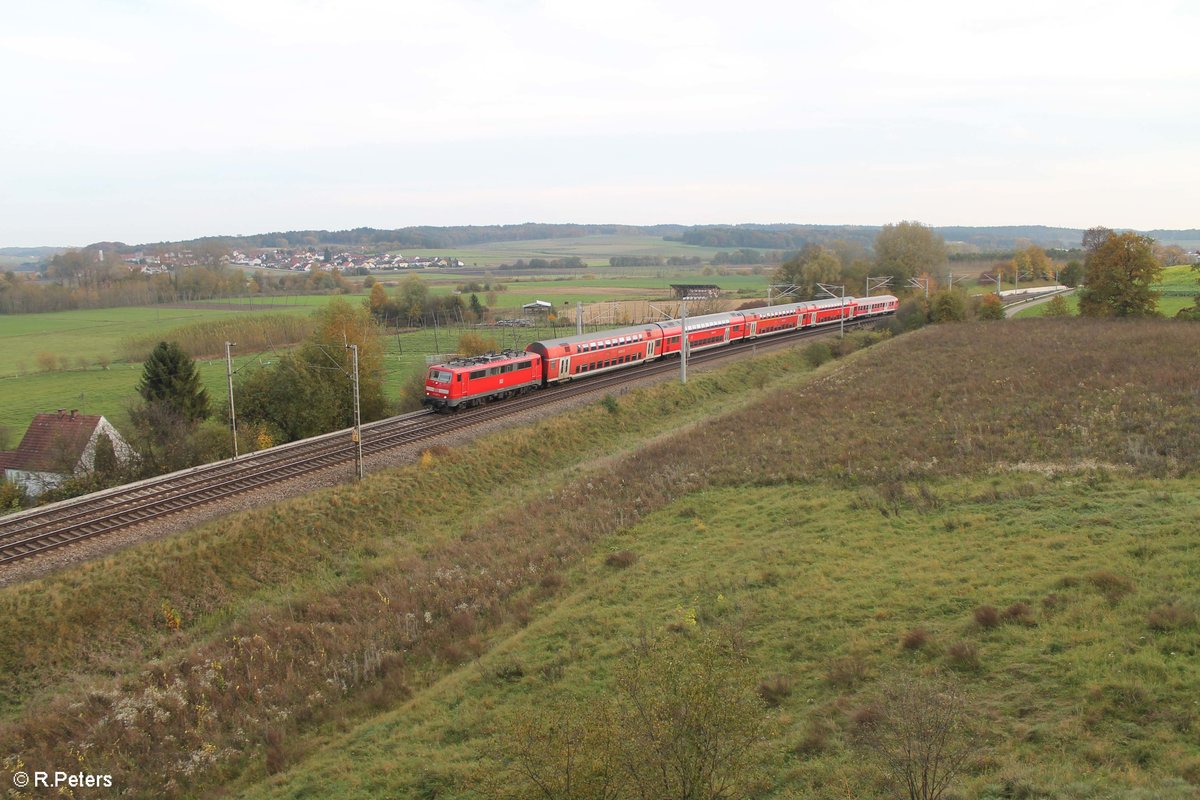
[1,260,356,315]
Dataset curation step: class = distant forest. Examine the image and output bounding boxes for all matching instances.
[162,224,689,252]
[132,223,1200,254]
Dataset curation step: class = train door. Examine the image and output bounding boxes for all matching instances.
[559,357,569,380]
[749,321,758,338]
[646,340,656,360]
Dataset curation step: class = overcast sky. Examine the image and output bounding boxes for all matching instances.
[1,0,1196,246]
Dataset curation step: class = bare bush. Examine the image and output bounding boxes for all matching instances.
[946,642,980,672]
[973,605,1001,629]
[491,635,769,800]
[1087,571,1136,604]
[827,655,869,688]
[605,550,638,569]
[1001,603,1037,627]
[1148,604,1196,632]
[856,673,985,800]
[902,628,933,651]
[756,674,794,707]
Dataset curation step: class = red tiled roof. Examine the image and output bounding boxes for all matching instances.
[5,412,102,472]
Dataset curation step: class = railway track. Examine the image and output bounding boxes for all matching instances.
[0,318,881,565]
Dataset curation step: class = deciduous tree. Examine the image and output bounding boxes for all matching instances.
[929,289,967,323]
[772,244,842,300]
[873,221,947,287]
[1077,230,1163,317]
[856,673,984,800]
[1010,245,1053,281]
[236,301,389,443]
[977,293,1005,320]
[1043,295,1071,317]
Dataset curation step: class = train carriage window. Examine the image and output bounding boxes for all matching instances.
[487,367,499,376]
[470,369,485,379]
[518,360,532,370]
[457,374,462,382]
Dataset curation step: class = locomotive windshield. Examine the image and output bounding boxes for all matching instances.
[429,369,452,382]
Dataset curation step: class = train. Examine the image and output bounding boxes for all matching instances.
[422,295,898,410]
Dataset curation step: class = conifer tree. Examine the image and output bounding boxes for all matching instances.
[137,341,210,422]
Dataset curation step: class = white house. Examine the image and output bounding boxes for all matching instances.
[0,410,133,497]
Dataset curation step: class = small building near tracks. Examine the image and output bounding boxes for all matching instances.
[0,410,133,497]
[670,284,721,299]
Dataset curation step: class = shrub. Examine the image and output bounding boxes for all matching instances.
[605,550,638,569]
[946,641,980,671]
[794,719,832,756]
[1001,602,1037,627]
[756,674,794,707]
[803,341,833,368]
[538,572,565,591]
[1148,604,1196,632]
[973,605,1001,629]
[601,394,620,415]
[827,655,869,688]
[457,332,499,357]
[1087,571,1136,604]
[830,336,861,358]
[35,351,59,372]
[902,627,933,651]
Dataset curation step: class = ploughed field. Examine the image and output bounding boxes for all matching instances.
[1,319,1198,799]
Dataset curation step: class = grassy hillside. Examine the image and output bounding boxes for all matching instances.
[1,319,1198,799]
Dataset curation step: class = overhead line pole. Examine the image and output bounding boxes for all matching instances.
[225,341,238,459]
[347,343,363,481]
[816,283,847,338]
[680,301,688,384]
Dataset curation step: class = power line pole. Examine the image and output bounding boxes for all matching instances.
[347,343,363,481]
[679,302,688,384]
[576,301,583,335]
[225,341,238,459]
[866,276,892,297]
[816,283,847,338]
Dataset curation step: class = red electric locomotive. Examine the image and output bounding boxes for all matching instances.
[422,350,543,410]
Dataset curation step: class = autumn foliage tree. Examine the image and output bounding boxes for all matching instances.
[1077,229,1163,317]
[237,300,389,443]
[873,221,947,287]
[977,292,1005,320]
[772,244,842,300]
[1009,244,1053,281]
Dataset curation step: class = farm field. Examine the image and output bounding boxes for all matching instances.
[394,234,733,266]
[0,304,317,437]
[2,319,1198,798]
